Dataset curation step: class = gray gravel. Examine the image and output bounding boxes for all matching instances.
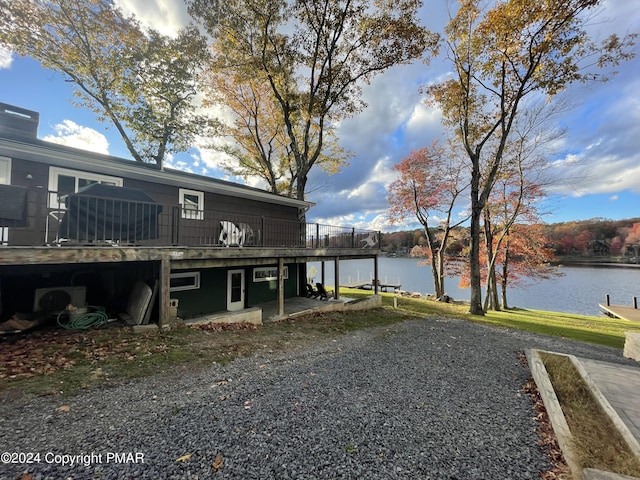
[0,317,635,479]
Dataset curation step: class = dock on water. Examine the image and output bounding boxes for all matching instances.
[341,281,401,293]
[599,295,640,322]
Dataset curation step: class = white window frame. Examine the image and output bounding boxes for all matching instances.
[253,266,289,282]
[48,166,123,208]
[0,156,11,244]
[0,156,11,185]
[170,271,201,292]
[179,188,204,220]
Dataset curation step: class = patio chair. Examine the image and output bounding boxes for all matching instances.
[305,283,319,298]
[237,222,255,246]
[315,283,333,301]
[44,209,68,245]
[219,220,242,247]
[361,231,378,248]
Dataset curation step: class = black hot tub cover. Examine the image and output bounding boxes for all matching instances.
[59,184,162,242]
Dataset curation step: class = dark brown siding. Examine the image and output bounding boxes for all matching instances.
[5,157,301,246]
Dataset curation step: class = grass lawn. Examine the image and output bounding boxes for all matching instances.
[365,290,640,349]
[472,308,638,349]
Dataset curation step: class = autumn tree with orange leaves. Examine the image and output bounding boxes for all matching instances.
[625,223,640,261]
[459,223,559,309]
[387,141,469,298]
[427,0,636,314]
[481,101,566,311]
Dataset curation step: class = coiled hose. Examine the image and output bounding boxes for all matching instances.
[57,306,109,330]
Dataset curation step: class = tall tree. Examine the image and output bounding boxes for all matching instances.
[482,100,567,310]
[189,0,438,200]
[485,177,549,310]
[427,0,636,314]
[203,64,348,195]
[0,0,215,168]
[387,141,469,298]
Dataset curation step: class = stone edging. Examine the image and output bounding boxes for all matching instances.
[526,349,582,478]
[527,349,640,480]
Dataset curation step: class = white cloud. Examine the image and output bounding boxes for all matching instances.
[550,153,581,168]
[43,120,109,154]
[405,102,442,137]
[0,47,12,69]
[167,160,194,173]
[195,145,229,172]
[545,71,640,198]
[114,0,190,36]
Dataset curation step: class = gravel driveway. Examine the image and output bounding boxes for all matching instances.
[0,317,633,479]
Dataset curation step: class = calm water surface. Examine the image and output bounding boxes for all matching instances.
[307,257,640,316]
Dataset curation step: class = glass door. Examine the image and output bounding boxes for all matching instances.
[227,269,245,311]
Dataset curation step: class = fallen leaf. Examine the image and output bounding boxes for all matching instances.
[212,453,223,471]
[175,453,192,462]
[56,405,71,412]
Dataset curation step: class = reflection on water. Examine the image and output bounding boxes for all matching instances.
[307,257,640,316]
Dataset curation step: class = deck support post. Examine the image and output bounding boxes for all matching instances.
[159,256,171,327]
[278,257,285,316]
[334,257,340,300]
[374,255,379,295]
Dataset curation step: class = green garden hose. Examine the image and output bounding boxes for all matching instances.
[57,306,109,330]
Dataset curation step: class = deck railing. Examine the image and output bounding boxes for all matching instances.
[17,191,380,250]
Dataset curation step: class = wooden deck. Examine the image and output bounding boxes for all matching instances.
[599,304,640,322]
[341,281,401,292]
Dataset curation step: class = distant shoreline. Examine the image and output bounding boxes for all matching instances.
[552,260,640,269]
[383,252,640,269]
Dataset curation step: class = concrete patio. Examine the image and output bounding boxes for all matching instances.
[182,294,382,328]
[258,294,381,322]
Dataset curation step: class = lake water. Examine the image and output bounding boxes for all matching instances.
[307,257,640,317]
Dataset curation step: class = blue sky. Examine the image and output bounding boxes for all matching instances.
[1,0,639,232]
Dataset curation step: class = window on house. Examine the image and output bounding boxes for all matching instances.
[253,266,289,282]
[0,156,11,185]
[170,271,201,291]
[179,188,204,220]
[48,167,122,208]
[0,156,11,244]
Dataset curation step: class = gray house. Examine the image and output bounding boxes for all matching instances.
[0,103,380,328]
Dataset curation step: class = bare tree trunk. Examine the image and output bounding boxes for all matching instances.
[468,168,484,315]
[501,245,510,310]
[436,249,446,298]
[425,227,445,298]
[431,253,445,298]
[483,208,500,311]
